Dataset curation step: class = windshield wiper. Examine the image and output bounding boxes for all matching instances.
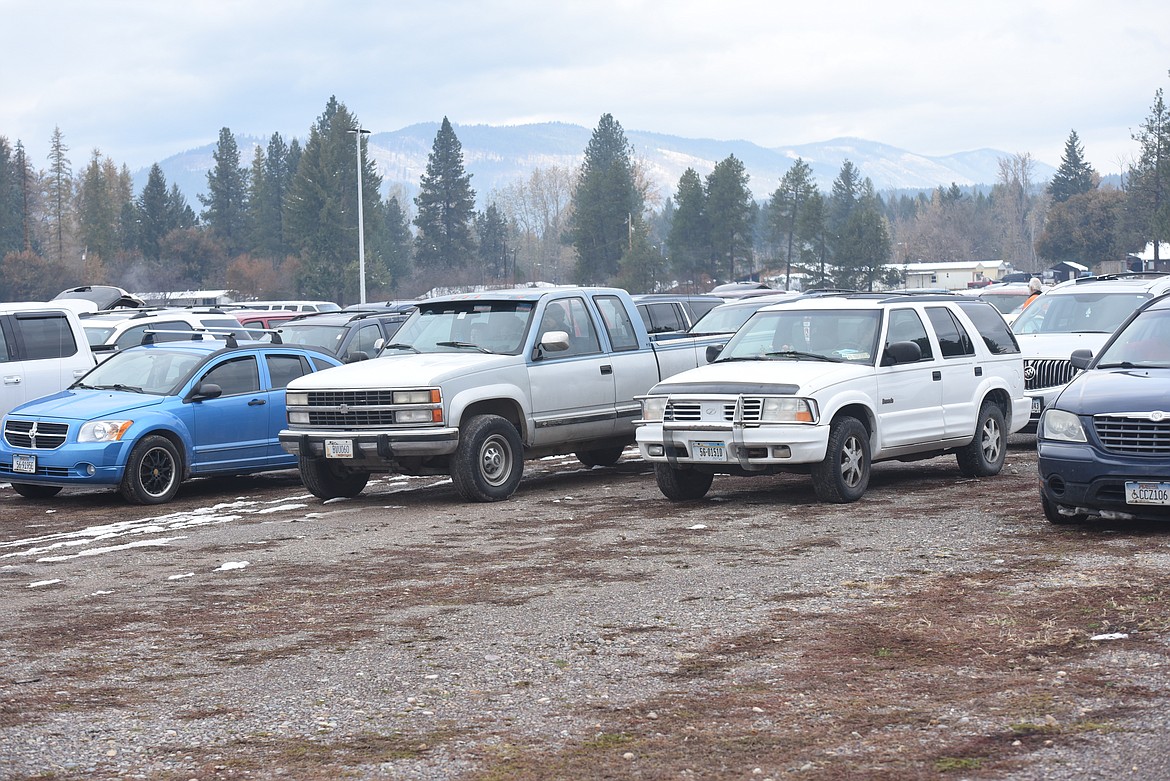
[436,341,492,353]
[380,343,420,353]
[88,383,146,393]
[765,350,842,362]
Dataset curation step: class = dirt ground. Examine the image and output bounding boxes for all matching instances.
[3,439,1170,780]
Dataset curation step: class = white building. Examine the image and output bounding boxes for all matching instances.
[897,260,1009,290]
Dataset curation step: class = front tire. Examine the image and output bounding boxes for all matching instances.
[451,414,524,502]
[812,416,870,503]
[120,435,181,504]
[1041,490,1086,525]
[957,402,1006,477]
[11,483,62,499]
[299,456,370,499]
[654,462,714,500]
[576,446,626,468]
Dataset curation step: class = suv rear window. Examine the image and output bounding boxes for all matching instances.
[955,300,1020,355]
[14,312,79,360]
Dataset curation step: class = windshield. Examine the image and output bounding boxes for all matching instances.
[75,348,205,395]
[979,292,1028,314]
[719,309,881,365]
[1094,307,1170,368]
[83,324,118,346]
[388,301,535,355]
[276,323,348,354]
[690,304,765,335]
[1012,291,1151,335]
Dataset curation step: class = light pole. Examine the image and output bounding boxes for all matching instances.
[347,127,371,304]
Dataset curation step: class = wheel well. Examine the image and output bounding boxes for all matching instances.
[140,430,189,479]
[832,403,874,438]
[982,389,1011,425]
[461,399,524,436]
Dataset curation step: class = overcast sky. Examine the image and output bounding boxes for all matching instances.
[5,0,1168,176]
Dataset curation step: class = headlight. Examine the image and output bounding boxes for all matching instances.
[394,389,440,404]
[395,409,438,424]
[286,392,308,406]
[288,411,310,424]
[79,420,133,442]
[640,397,667,421]
[760,397,816,423]
[1040,409,1087,442]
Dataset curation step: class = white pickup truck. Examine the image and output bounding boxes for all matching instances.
[279,287,720,501]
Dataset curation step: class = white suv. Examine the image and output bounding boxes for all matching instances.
[635,293,1029,503]
[80,308,252,353]
[1,303,96,420]
[1011,272,1170,431]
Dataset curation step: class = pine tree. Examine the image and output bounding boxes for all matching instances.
[45,126,73,266]
[199,127,249,256]
[667,168,709,288]
[475,203,510,281]
[768,159,819,290]
[137,164,170,262]
[1127,81,1170,264]
[704,155,753,282]
[413,117,477,270]
[76,150,124,268]
[378,194,413,293]
[1048,130,1096,203]
[0,137,23,259]
[568,114,642,284]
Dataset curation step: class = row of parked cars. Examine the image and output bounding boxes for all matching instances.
[2,276,1169,527]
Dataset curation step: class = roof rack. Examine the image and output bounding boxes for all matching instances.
[1070,271,1170,285]
[138,327,275,349]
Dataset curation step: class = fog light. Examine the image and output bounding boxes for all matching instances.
[647,444,664,456]
[771,446,791,458]
[84,463,96,476]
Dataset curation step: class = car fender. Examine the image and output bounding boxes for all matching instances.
[446,382,532,442]
[116,406,198,477]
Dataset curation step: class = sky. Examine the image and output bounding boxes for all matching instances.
[4,0,1169,176]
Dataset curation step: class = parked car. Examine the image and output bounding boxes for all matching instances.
[636,292,1029,503]
[965,282,1037,323]
[232,308,300,337]
[79,308,253,353]
[0,334,342,504]
[1037,292,1170,523]
[709,282,774,299]
[1011,272,1170,431]
[632,294,724,335]
[52,285,146,310]
[276,310,411,362]
[1,303,98,421]
[686,290,857,336]
[242,300,341,313]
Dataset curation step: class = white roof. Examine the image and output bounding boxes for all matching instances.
[899,260,1007,272]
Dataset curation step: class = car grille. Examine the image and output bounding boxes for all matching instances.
[306,409,399,427]
[306,390,399,406]
[665,398,764,423]
[294,389,438,430]
[1093,415,1170,455]
[3,420,68,450]
[1024,359,1079,391]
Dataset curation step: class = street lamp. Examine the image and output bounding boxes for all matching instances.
[347,127,371,304]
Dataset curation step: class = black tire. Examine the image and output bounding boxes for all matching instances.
[1041,490,1086,525]
[654,462,714,500]
[811,416,870,503]
[298,456,370,499]
[11,483,62,499]
[451,415,524,502]
[119,435,181,504]
[576,446,626,468]
[957,402,1006,477]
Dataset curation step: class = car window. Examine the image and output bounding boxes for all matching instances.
[352,323,382,356]
[956,300,1020,354]
[14,313,79,360]
[926,307,975,358]
[640,303,686,334]
[885,308,933,360]
[115,320,188,350]
[1013,292,1151,335]
[200,356,260,395]
[539,297,600,357]
[266,353,314,389]
[0,321,11,362]
[593,295,640,351]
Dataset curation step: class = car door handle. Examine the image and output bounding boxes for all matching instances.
[3,376,20,385]
[600,364,613,375]
[248,398,267,406]
[932,371,942,381]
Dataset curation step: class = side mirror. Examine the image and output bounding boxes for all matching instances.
[188,382,222,401]
[705,343,725,363]
[344,351,370,363]
[1070,348,1093,370]
[881,340,922,366]
[540,330,571,352]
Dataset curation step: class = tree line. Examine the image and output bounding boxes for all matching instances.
[2,75,1169,305]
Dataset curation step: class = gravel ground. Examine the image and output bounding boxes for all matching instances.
[3,438,1170,780]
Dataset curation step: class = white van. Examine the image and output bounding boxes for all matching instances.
[242,300,341,313]
[1,303,97,421]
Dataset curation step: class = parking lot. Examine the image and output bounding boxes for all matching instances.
[3,438,1170,780]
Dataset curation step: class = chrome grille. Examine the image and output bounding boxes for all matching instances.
[3,420,68,450]
[307,390,398,406]
[1093,415,1170,455]
[1024,359,1078,391]
[307,410,398,427]
[664,398,764,423]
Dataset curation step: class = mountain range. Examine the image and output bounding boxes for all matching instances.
[142,121,1059,209]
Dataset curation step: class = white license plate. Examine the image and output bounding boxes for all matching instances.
[1125,481,1170,506]
[12,453,36,474]
[324,439,354,459]
[692,441,726,462]
[1031,397,1042,415]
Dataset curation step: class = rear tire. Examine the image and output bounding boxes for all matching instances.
[120,435,182,504]
[654,462,714,500]
[11,483,62,499]
[576,446,626,468]
[299,456,369,499]
[957,402,1006,477]
[451,414,524,502]
[811,416,870,503]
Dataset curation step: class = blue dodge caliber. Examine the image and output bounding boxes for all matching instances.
[1037,293,1170,524]
[0,332,341,504]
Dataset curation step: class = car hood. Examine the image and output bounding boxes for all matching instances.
[287,352,521,391]
[1014,332,1112,360]
[8,389,166,422]
[1053,368,1170,416]
[647,358,869,396]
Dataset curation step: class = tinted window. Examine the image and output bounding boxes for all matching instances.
[956,300,1020,354]
[640,303,687,334]
[266,353,313,389]
[200,356,260,395]
[0,321,11,362]
[14,313,78,360]
[116,320,189,350]
[926,307,975,358]
[885,308,933,360]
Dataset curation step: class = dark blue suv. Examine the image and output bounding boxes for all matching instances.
[1037,292,1170,523]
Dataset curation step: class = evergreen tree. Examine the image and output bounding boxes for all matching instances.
[476,203,510,281]
[1038,188,1126,267]
[1126,80,1170,264]
[77,150,123,269]
[836,185,892,290]
[667,168,709,288]
[199,127,249,256]
[616,221,668,293]
[704,155,753,282]
[378,194,413,293]
[0,137,23,259]
[45,126,73,265]
[567,114,642,284]
[137,164,170,262]
[768,159,819,290]
[167,183,196,231]
[250,132,292,265]
[1048,130,1096,203]
[413,116,477,269]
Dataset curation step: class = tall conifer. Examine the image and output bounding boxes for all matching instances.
[414,117,477,269]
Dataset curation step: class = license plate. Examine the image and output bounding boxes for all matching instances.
[692,441,726,462]
[12,453,36,474]
[324,439,354,459]
[1125,481,1170,506]
[1031,397,1042,415]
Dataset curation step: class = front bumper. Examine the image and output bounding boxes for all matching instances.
[278,427,460,464]
[1038,438,1170,520]
[635,423,828,467]
[0,441,128,487]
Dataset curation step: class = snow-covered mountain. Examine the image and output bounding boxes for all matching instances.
[143,121,1057,208]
